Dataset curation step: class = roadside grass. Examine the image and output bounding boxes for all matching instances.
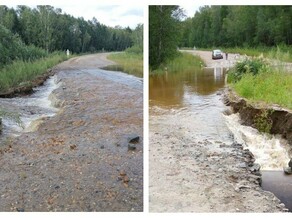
[150,52,204,75]
[0,53,68,93]
[229,63,292,109]
[106,51,143,78]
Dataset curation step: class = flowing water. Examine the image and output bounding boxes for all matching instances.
[0,76,60,141]
[150,67,292,210]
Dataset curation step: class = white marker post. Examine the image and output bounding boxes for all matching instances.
[66,49,70,57]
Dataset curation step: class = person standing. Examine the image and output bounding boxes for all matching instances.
[225,52,228,60]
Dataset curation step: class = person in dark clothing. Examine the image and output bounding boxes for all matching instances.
[225,52,228,60]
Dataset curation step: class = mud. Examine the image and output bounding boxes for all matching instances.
[224,88,292,148]
[0,53,143,211]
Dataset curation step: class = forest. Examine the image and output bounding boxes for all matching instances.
[180,5,292,48]
[149,5,292,70]
[0,5,142,68]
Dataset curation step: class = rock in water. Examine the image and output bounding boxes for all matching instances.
[288,159,292,168]
[128,135,140,144]
[284,167,292,175]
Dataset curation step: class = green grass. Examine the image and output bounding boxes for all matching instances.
[106,51,143,78]
[150,52,204,75]
[230,67,292,109]
[0,53,68,93]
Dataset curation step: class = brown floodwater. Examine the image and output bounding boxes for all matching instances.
[149,67,226,108]
[150,67,292,211]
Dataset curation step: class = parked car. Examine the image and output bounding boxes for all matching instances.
[212,49,223,60]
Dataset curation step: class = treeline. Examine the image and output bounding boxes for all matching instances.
[181,5,292,48]
[0,5,143,67]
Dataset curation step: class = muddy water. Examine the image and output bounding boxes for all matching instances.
[0,76,59,141]
[150,67,292,211]
[150,67,233,144]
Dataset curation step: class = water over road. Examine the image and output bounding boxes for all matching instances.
[149,50,290,212]
[0,53,143,211]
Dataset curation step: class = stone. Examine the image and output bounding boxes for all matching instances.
[128,143,136,151]
[283,167,292,175]
[16,208,24,212]
[238,163,247,168]
[123,176,130,183]
[120,171,126,176]
[70,144,77,150]
[288,159,292,168]
[249,163,261,172]
[128,135,140,144]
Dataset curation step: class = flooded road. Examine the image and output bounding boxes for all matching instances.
[149,55,289,212]
[0,76,59,140]
[0,53,143,212]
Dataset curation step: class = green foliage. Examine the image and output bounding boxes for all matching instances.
[228,57,268,82]
[0,24,47,67]
[149,6,185,70]
[254,109,273,133]
[125,45,143,54]
[229,67,292,109]
[106,52,143,78]
[0,54,67,93]
[150,52,204,75]
[181,6,292,48]
[1,5,139,55]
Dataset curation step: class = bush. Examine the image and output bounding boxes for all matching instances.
[228,57,268,82]
[0,24,47,68]
[125,45,143,54]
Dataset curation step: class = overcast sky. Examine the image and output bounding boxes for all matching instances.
[4,0,144,29]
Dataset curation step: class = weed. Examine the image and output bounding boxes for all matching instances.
[150,52,204,75]
[254,109,273,133]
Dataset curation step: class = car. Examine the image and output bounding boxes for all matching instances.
[212,49,223,60]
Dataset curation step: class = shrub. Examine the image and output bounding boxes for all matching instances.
[228,57,268,82]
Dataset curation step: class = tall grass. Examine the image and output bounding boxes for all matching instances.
[106,51,143,78]
[228,57,292,109]
[150,52,204,75]
[224,46,292,63]
[0,53,67,93]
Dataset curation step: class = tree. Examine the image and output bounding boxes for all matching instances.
[149,5,185,69]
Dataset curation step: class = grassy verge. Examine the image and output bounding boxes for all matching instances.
[150,52,204,75]
[106,52,143,78]
[228,57,292,109]
[0,53,68,93]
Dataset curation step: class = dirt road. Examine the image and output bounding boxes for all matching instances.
[182,49,240,69]
[149,51,287,212]
[0,53,143,211]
